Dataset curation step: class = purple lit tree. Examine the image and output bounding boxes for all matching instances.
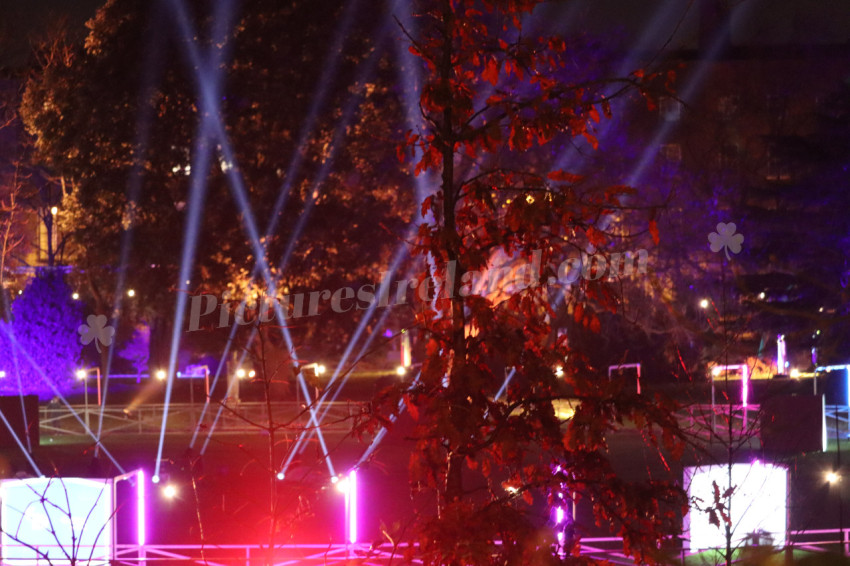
[0,272,82,399]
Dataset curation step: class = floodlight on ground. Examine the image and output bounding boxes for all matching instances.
[699,298,709,309]
[162,484,177,499]
[396,366,406,376]
[155,370,167,381]
[72,292,80,300]
[127,289,136,298]
[236,368,246,379]
[827,471,840,484]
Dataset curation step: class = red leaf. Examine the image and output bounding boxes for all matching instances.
[649,219,660,245]
[421,195,434,218]
[547,169,583,184]
[573,302,584,323]
[404,394,420,421]
[482,58,500,86]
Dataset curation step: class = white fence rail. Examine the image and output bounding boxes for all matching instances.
[0,532,831,565]
[39,402,363,437]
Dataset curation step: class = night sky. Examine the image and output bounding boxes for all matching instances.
[1,0,103,69]
[4,0,850,72]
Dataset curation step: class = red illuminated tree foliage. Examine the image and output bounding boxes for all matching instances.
[372,1,687,564]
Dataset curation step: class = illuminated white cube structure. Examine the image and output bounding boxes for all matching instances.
[684,462,787,552]
[1,477,114,565]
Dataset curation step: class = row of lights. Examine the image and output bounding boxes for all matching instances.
[71,289,135,301]
[699,292,768,309]
[235,368,256,379]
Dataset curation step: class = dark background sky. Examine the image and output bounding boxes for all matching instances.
[3,0,850,70]
[1,0,103,69]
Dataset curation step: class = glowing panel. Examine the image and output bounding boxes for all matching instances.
[1,477,113,565]
[684,462,787,552]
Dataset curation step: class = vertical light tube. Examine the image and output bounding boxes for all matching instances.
[347,470,358,544]
[777,334,786,374]
[401,332,412,368]
[846,367,850,408]
[137,469,146,547]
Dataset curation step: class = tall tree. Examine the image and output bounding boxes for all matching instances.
[20,0,414,366]
[367,1,687,563]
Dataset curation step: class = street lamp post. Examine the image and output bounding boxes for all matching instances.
[298,363,326,405]
[230,367,255,404]
[202,366,210,400]
[183,365,210,410]
[76,370,89,429]
[76,367,102,429]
